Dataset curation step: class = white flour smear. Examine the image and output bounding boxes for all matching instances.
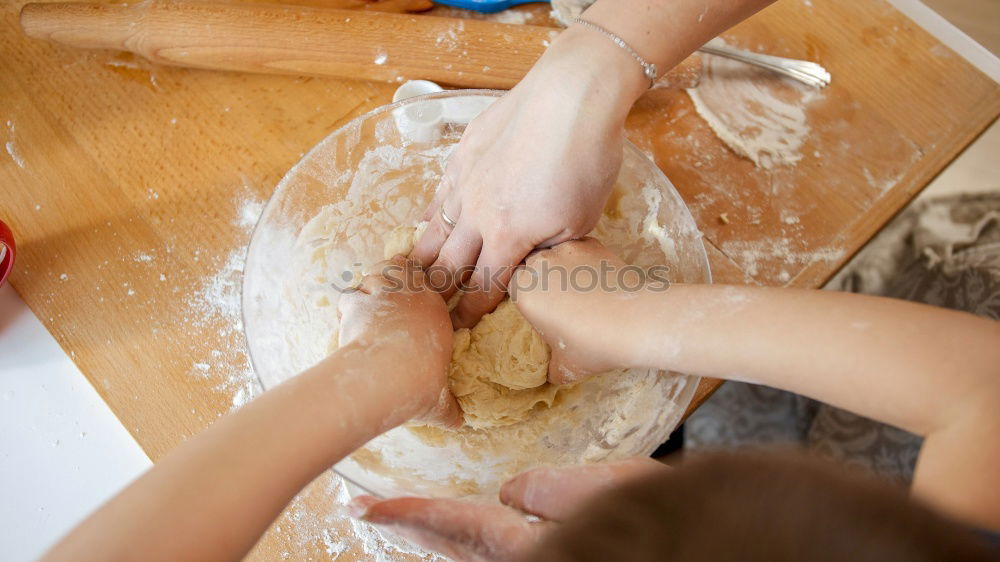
[5,141,25,168]
[276,474,447,561]
[5,120,26,169]
[687,39,821,169]
[721,237,845,279]
[486,9,535,24]
[183,194,265,411]
[235,196,265,231]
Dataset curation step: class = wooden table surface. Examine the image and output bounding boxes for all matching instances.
[2,0,998,558]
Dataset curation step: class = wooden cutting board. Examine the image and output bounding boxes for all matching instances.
[1,0,997,559]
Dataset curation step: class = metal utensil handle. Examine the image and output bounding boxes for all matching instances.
[698,43,832,88]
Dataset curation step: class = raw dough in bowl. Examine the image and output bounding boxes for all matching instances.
[381,224,562,430]
[450,300,559,428]
[242,91,710,500]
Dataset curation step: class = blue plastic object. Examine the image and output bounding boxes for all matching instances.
[433,0,549,15]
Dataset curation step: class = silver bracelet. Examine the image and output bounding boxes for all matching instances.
[574,18,658,88]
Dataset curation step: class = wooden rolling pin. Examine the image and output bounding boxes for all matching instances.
[19,1,702,89]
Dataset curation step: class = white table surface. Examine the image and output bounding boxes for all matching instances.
[0,2,997,560]
[0,284,151,562]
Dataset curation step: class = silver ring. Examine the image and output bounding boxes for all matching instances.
[439,206,458,229]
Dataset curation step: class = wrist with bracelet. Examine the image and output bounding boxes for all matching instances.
[572,18,658,89]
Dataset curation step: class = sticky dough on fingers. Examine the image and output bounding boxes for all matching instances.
[379,223,569,429]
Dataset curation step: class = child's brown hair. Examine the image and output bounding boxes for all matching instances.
[525,450,994,562]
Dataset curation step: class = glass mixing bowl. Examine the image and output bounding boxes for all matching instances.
[243,90,711,499]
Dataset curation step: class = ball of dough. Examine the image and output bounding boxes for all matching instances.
[381,224,564,430]
[452,300,549,391]
[450,300,559,429]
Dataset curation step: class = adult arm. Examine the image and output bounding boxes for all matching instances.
[412,0,774,329]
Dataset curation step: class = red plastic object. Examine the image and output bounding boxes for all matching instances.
[0,220,15,287]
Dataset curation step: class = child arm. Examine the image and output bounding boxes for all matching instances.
[514,239,1000,529]
[43,258,460,561]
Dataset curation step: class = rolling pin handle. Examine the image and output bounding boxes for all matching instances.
[21,2,138,51]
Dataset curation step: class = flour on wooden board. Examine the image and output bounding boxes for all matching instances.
[279,474,447,561]
[687,39,822,169]
[5,120,26,169]
[183,193,265,411]
[721,237,845,279]
[488,9,535,25]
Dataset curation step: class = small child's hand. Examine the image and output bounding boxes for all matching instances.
[512,238,650,384]
[338,256,462,428]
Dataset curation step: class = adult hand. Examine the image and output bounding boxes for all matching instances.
[349,457,665,561]
[337,256,462,428]
[411,25,648,330]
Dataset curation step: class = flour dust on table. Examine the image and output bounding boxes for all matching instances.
[183,193,266,412]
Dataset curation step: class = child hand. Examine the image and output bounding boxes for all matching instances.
[511,238,655,384]
[348,457,665,561]
[337,256,462,428]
